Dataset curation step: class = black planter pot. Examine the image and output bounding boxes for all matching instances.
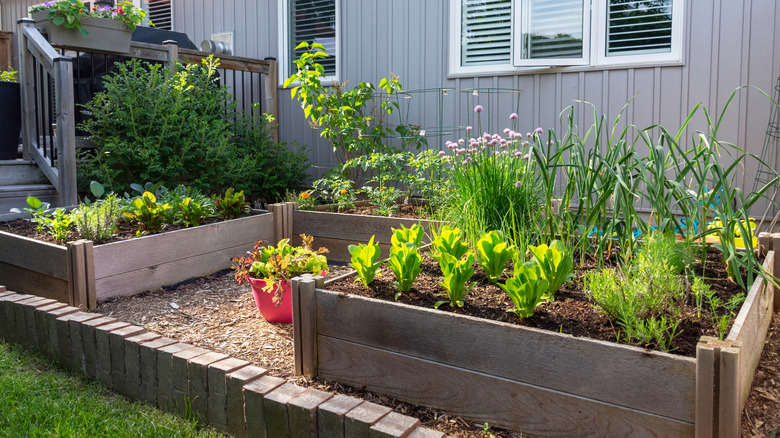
[0,81,21,160]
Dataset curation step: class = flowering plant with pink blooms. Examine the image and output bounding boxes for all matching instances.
[30,0,146,36]
[437,105,545,246]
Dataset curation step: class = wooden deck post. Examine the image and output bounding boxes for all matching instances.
[163,40,178,76]
[291,274,318,378]
[262,57,278,141]
[16,19,35,161]
[52,56,77,207]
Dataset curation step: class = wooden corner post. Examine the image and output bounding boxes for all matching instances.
[66,240,97,310]
[267,202,296,243]
[163,40,178,77]
[291,274,318,378]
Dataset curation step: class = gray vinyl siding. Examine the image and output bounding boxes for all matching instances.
[3,0,779,210]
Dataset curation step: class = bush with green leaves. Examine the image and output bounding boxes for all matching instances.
[79,57,308,202]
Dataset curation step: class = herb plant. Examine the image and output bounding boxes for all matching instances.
[42,208,73,242]
[435,252,476,309]
[476,231,517,283]
[348,235,383,287]
[70,193,121,242]
[500,264,550,318]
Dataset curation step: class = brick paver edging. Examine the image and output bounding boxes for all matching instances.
[0,287,446,438]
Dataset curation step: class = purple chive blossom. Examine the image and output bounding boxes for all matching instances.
[489,139,498,146]
[475,105,484,113]
[466,126,473,132]
[438,150,446,156]
[503,128,511,134]
[509,113,519,120]
[522,141,529,147]
[526,132,532,138]
[536,127,544,134]
[458,138,465,145]
[515,181,523,188]
[524,154,531,160]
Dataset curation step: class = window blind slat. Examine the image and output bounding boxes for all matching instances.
[522,0,584,59]
[147,0,171,30]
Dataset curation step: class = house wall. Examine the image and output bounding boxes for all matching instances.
[3,0,779,212]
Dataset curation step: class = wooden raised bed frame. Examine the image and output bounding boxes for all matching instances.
[287,227,780,437]
[0,210,275,308]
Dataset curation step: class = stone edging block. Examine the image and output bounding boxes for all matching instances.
[0,286,444,438]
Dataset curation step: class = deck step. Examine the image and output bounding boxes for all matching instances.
[0,183,60,221]
[0,160,49,186]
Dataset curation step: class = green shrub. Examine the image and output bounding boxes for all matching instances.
[79,57,308,202]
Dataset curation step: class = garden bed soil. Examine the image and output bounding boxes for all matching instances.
[0,217,226,246]
[94,268,779,437]
[325,252,746,357]
[311,202,433,219]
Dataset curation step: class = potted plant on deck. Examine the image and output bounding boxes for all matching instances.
[233,235,329,323]
[0,69,20,160]
[29,0,146,53]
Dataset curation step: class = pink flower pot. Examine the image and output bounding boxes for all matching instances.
[247,277,292,323]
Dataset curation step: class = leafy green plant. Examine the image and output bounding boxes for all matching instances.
[212,188,249,220]
[500,263,550,318]
[476,231,517,283]
[408,149,448,206]
[10,196,52,232]
[0,69,17,83]
[435,252,476,309]
[175,196,215,227]
[42,208,73,242]
[296,191,317,210]
[122,191,172,236]
[311,174,356,212]
[70,193,122,242]
[346,151,413,214]
[639,232,693,275]
[391,224,424,248]
[348,235,383,287]
[387,242,422,298]
[430,226,470,276]
[526,240,574,300]
[232,234,328,306]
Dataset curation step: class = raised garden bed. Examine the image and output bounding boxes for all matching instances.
[289,236,780,437]
[0,210,274,308]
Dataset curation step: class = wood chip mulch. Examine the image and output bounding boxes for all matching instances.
[95,265,780,437]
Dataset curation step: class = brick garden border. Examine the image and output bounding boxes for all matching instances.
[0,285,445,438]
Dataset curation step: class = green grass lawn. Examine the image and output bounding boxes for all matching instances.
[0,342,224,438]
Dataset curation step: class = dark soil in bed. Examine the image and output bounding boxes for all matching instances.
[325,252,746,357]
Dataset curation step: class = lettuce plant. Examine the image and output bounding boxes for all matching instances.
[435,252,476,309]
[526,240,574,300]
[476,230,517,283]
[175,196,216,227]
[348,235,382,287]
[391,224,424,248]
[212,188,249,220]
[387,242,422,299]
[499,264,550,318]
[430,226,469,276]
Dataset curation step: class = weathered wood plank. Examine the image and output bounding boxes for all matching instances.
[178,47,272,74]
[718,346,741,437]
[92,213,273,278]
[93,243,263,300]
[299,276,317,377]
[0,262,69,304]
[727,251,775,406]
[67,240,88,308]
[291,277,304,376]
[695,339,716,438]
[314,289,696,422]
[0,231,68,279]
[317,337,694,437]
[292,210,436,244]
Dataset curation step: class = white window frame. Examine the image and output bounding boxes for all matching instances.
[278,0,341,86]
[594,0,684,66]
[449,0,684,76]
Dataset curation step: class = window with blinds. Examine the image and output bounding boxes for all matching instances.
[289,0,337,76]
[461,0,512,66]
[606,0,673,56]
[520,0,584,60]
[147,0,172,31]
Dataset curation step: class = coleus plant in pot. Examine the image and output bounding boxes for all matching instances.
[233,234,328,323]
